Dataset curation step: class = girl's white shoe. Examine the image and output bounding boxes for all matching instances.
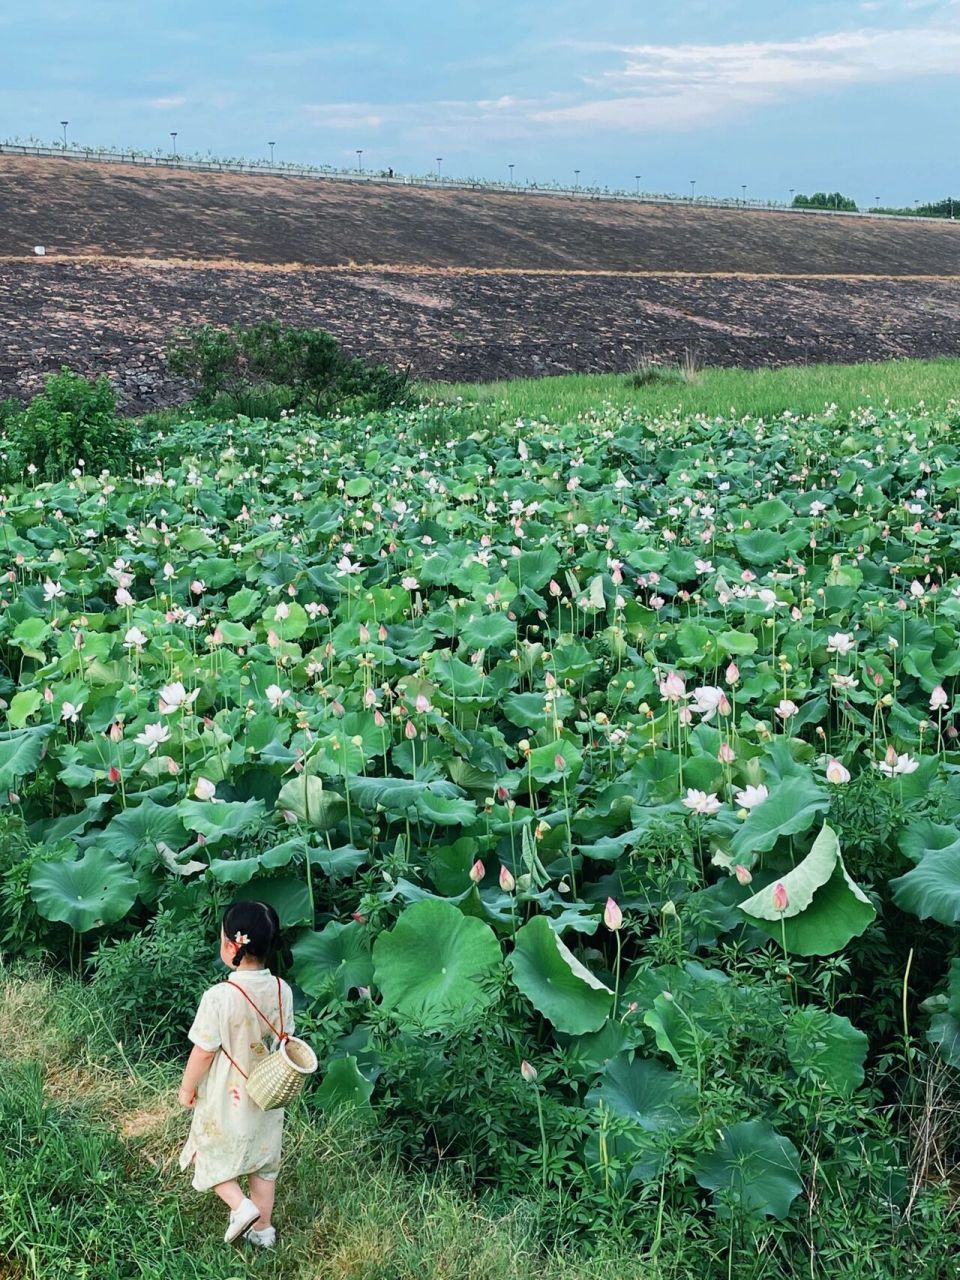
[246,1225,277,1248]
[224,1197,261,1243]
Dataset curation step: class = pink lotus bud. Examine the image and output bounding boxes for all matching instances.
[108,721,123,743]
[548,580,562,598]
[415,693,431,714]
[357,986,371,998]
[469,859,485,883]
[931,685,949,711]
[374,710,386,728]
[378,623,387,641]
[718,742,736,764]
[499,865,516,892]
[603,897,623,931]
[108,766,121,784]
[351,911,367,923]
[554,752,567,772]
[404,719,418,740]
[725,662,740,685]
[331,700,345,717]
[772,881,789,912]
[166,756,179,776]
[734,864,752,885]
[520,1059,538,1082]
[358,624,370,644]
[190,580,204,595]
[43,686,54,704]
[8,791,19,804]
[364,687,377,707]
[496,785,510,801]
[282,808,298,823]
[718,694,732,715]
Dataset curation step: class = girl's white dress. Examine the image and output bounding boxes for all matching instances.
[178,967,295,1192]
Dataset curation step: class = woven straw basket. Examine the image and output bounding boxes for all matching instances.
[246,1035,318,1111]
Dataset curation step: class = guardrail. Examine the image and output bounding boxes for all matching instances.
[0,141,951,226]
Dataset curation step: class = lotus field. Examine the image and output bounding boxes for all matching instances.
[5,401,960,1230]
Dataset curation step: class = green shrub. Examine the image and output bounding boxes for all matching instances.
[5,367,132,480]
[85,908,221,1058]
[166,322,410,418]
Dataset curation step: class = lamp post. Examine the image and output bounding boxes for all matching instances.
[60,120,68,150]
[789,187,795,205]
[574,168,580,189]
[690,179,696,200]
[635,174,641,194]
[875,195,880,210]
[356,149,363,174]
[269,141,276,165]
[508,162,514,184]
[741,183,747,205]
[170,131,177,158]
[436,156,442,178]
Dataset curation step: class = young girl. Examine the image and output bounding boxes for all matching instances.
[178,900,295,1248]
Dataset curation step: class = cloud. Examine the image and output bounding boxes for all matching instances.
[148,96,187,110]
[303,103,386,129]
[535,21,960,130]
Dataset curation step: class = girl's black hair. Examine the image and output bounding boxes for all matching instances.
[222,900,292,973]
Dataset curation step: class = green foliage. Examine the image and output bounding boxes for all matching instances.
[85,907,222,1057]
[166,321,410,418]
[3,367,131,480]
[792,191,858,212]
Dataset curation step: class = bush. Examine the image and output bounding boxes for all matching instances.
[85,908,222,1059]
[4,367,132,480]
[792,191,858,212]
[166,322,410,418]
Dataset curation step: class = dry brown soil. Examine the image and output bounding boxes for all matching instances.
[2,156,959,408]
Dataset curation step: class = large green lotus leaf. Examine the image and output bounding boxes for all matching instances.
[29,845,138,933]
[372,899,502,1033]
[291,921,373,998]
[101,798,187,859]
[459,612,517,652]
[586,1055,697,1135]
[527,738,582,785]
[692,1120,803,1219]
[315,1055,373,1114]
[277,775,347,831]
[785,1009,868,1097]
[309,844,367,878]
[6,689,43,729]
[506,546,561,592]
[347,775,472,824]
[178,798,265,841]
[248,875,313,926]
[733,529,788,565]
[261,600,309,641]
[729,775,830,858]
[501,691,549,728]
[0,726,52,789]
[739,825,875,955]
[208,855,261,885]
[890,844,960,924]
[508,915,612,1034]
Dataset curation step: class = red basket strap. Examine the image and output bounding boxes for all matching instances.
[215,976,286,1079]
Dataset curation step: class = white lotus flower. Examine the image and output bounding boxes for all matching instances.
[124,626,148,650]
[61,701,83,723]
[135,722,170,754]
[776,699,799,719]
[193,776,217,801]
[826,632,856,655]
[910,580,925,599]
[876,750,919,777]
[826,758,851,784]
[659,672,686,702]
[43,578,65,602]
[734,784,768,809]
[688,685,724,721]
[930,686,949,711]
[682,788,721,815]
[266,684,289,711]
[159,682,198,714]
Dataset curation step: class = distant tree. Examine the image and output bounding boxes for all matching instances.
[792,192,858,212]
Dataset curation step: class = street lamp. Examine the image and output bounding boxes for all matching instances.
[875,195,880,210]
[356,149,363,173]
[574,168,580,189]
[789,187,795,205]
[635,174,641,194]
[508,163,514,184]
[60,120,68,150]
[268,141,276,165]
[741,183,747,204]
[690,179,696,200]
[436,156,442,178]
[170,131,178,158]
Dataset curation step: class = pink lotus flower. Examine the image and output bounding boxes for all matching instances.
[520,1060,538,1083]
[659,671,686,702]
[718,743,736,764]
[930,686,949,711]
[469,859,485,883]
[734,864,753,886]
[772,882,789,912]
[725,662,740,685]
[826,758,851,784]
[404,719,418,740]
[499,865,516,892]
[603,897,623,931]
[776,699,799,720]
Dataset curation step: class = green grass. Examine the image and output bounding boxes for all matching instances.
[424,357,960,422]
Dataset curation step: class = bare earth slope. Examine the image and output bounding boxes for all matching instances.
[1,155,959,407]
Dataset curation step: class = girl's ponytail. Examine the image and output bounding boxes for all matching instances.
[223,900,290,975]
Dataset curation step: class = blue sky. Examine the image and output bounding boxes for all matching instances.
[1,0,958,205]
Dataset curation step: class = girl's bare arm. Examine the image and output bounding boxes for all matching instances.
[179,1044,217,1105]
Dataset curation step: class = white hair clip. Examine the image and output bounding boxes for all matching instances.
[234,931,250,946]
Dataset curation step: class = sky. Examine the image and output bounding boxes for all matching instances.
[1,0,958,206]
